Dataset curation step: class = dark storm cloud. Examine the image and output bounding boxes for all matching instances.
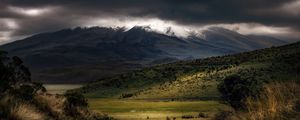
[3,0,298,25]
[0,0,300,41]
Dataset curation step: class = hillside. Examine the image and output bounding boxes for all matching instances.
[77,42,300,99]
[0,26,288,83]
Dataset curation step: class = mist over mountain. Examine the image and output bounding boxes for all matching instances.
[0,26,288,83]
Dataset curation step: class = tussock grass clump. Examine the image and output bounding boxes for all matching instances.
[0,95,47,120]
[215,81,300,120]
[9,103,45,120]
[244,81,299,120]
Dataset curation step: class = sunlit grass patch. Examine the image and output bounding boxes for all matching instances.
[88,99,230,119]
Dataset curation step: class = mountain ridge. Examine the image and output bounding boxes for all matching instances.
[0,26,289,83]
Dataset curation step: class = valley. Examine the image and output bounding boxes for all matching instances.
[73,42,299,119]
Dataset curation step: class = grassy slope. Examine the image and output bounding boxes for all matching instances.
[88,98,230,120]
[77,42,300,99]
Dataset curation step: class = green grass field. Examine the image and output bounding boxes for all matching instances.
[88,98,231,120]
[43,84,231,119]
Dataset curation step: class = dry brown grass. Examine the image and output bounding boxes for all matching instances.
[0,95,46,120]
[1,92,112,120]
[243,81,300,120]
[9,103,45,120]
[33,93,111,120]
[35,93,66,113]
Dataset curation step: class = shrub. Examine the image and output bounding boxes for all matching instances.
[213,110,234,120]
[64,92,88,116]
[10,85,35,101]
[166,116,171,120]
[32,82,46,93]
[64,91,87,107]
[0,100,10,119]
[120,93,134,98]
[198,112,208,118]
[218,74,263,109]
[181,115,194,119]
[295,100,300,112]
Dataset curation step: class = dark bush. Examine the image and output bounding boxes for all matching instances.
[120,93,134,98]
[295,100,300,112]
[198,112,208,118]
[64,91,88,116]
[64,91,88,107]
[0,102,10,119]
[32,82,46,93]
[213,110,234,120]
[218,74,263,109]
[10,85,35,101]
[166,116,171,120]
[181,115,194,119]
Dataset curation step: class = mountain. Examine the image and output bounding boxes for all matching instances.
[77,42,300,99]
[0,26,289,83]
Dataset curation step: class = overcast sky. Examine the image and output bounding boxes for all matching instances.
[1,0,300,44]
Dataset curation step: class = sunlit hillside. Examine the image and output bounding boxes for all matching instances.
[78,42,300,100]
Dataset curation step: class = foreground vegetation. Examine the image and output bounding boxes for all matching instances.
[214,81,300,120]
[243,81,300,120]
[0,51,112,120]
